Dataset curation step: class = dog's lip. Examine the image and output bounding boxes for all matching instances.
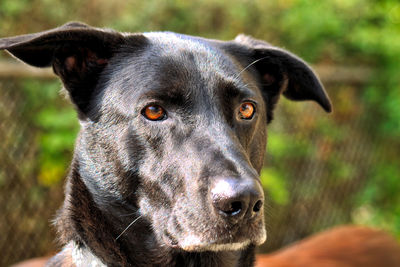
[162,230,180,248]
[163,224,267,252]
[162,208,266,251]
[162,230,250,251]
[180,238,252,252]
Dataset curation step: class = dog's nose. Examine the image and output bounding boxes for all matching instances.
[211,177,264,220]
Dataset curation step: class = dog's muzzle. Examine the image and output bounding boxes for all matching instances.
[174,176,266,252]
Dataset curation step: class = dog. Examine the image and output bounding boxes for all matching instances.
[1,22,331,267]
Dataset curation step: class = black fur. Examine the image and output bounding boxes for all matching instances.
[0,22,331,267]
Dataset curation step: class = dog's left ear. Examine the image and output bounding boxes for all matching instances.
[0,22,147,118]
[227,35,332,123]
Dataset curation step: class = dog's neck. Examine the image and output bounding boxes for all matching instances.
[54,159,256,267]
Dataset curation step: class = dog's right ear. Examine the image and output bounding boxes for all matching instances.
[0,22,147,118]
[221,35,332,123]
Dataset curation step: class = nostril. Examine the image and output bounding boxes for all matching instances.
[215,199,243,217]
[227,201,242,216]
[253,200,263,213]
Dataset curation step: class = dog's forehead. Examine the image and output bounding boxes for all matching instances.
[141,32,239,80]
[143,32,222,58]
[102,32,259,115]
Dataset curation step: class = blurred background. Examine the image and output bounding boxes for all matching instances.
[0,0,399,265]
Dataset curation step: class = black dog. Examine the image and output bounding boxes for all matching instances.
[0,22,331,267]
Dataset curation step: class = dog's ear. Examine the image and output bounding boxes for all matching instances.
[0,22,147,118]
[229,34,332,123]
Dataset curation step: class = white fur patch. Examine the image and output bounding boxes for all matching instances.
[70,242,107,267]
[210,179,235,198]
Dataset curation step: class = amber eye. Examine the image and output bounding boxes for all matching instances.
[238,102,256,120]
[142,105,167,121]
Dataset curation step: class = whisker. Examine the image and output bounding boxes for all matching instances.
[115,215,143,241]
[242,83,259,91]
[232,56,269,81]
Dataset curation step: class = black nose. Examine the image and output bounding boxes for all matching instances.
[211,177,264,220]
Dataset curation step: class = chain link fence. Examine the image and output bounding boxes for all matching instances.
[0,78,65,266]
[0,62,386,266]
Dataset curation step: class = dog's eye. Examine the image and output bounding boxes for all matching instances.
[238,102,256,120]
[142,105,167,121]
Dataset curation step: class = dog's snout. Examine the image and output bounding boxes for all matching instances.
[211,177,264,220]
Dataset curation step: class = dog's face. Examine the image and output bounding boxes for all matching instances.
[96,33,270,251]
[0,23,331,253]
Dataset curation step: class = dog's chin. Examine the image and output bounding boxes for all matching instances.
[165,227,267,252]
[180,237,252,252]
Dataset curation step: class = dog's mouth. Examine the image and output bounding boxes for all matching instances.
[177,231,266,252]
[162,218,266,252]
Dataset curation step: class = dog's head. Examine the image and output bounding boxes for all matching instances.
[0,23,331,252]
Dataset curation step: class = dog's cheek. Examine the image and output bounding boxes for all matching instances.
[138,176,207,245]
[244,103,267,173]
[136,176,176,234]
[248,125,267,173]
[138,195,172,242]
[114,128,147,200]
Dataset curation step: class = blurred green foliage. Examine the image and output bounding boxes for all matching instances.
[0,0,399,251]
[19,80,79,186]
